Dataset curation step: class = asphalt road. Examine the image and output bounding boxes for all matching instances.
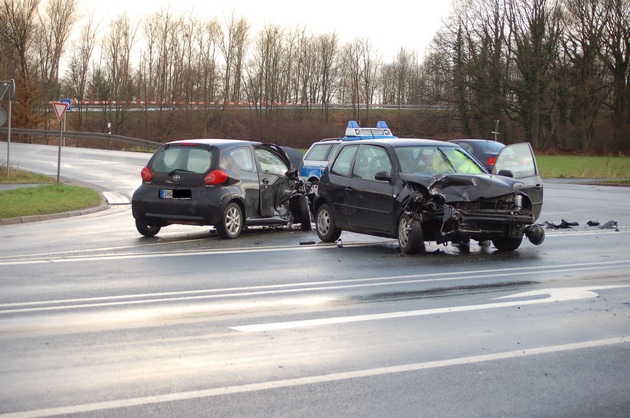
[1,142,629,417]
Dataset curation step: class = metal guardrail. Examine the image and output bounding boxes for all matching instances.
[0,127,162,149]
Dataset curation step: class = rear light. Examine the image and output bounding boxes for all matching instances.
[204,169,228,185]
[487,156,497,167]
[141,166,153,182]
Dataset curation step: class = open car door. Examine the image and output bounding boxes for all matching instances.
[493,142,543,220]
[255,145,295,217]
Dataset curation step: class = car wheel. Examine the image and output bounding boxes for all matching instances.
[135,217,161,237]
[492,236,522,251]
[216,202,243,239]
[316,203,341,242]
[298,195,312,231]
[397,213,424,254]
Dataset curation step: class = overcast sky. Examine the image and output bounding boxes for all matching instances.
[82,0,453,61]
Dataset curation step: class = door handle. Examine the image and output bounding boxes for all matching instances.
[345,187,353,193]
[262,178,269,185]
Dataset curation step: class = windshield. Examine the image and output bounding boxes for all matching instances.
[394,146,485,175]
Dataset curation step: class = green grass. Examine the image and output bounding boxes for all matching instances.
[0,183,101,219]
[536,155,630,179]
[0,166,101,219]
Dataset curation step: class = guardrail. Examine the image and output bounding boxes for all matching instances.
[0,127,162,149]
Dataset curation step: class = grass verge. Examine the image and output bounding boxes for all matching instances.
[0,165,102,219]
[0,183,101,219]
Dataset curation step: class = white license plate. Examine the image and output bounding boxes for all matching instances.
[160,189,173,199]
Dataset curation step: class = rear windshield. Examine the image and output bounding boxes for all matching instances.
[151,145,213,174]
[305,143,335,161]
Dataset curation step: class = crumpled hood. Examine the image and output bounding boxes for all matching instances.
[400,173,524,202]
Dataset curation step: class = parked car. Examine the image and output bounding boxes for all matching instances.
[299,120,396,193]
[132,139,311,239]
[448,139,505,172]
[314,138,544,252]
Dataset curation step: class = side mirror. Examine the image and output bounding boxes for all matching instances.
[374,171,392,182]
[497,169,514,178]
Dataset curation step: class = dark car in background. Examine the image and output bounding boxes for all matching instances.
[448,139,505,172]
[132,139,311,239]
[314,138,544,252]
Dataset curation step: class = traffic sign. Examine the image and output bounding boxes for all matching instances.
[53,101,68,121]
[0,79,15,101]
[60,98,72,111]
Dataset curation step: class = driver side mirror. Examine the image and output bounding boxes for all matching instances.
[374,171,392,182]
[497,169,514,178]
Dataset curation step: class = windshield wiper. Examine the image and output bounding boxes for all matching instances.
[168,168,193,176]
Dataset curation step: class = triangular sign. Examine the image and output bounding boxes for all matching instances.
[53,101,68,121]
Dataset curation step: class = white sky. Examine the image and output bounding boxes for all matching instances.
[82,0,454,61]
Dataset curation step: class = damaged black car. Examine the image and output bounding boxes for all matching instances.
[132,139,311,239]
[313,138,544,252]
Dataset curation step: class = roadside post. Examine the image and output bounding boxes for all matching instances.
[0,79,15,175]
[53,101,69,183]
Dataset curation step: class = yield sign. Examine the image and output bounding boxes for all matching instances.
[53,101,68,121]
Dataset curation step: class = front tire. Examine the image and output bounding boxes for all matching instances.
[492,236,522,252]
[216,202,243,239]
[135,217,161,237]
[397,213,424,254]
[297,195,312,231]
[316,203,341,242]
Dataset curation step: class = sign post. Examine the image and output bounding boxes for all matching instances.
[1,79,15,175]
[53,101,68,183]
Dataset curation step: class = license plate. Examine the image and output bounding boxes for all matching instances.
[160,189,191,199]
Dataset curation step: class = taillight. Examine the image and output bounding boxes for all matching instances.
[204,169,228,185]
[487,156,497,167]
[141,166,153,182]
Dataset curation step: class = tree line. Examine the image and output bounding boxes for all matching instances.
[1,0,628,153]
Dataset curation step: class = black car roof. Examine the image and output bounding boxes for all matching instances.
[337,138,458,148]
[165,139,257,147]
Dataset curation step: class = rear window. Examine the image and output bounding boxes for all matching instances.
[305,143,335,161]
[151,146,213,174]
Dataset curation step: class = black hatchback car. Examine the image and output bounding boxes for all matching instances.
[313,138,544,252]
[132,139,311,239]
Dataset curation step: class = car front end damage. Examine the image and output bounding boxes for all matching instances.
[398,174,544,248]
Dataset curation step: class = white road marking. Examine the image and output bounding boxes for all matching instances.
[231,286,630,332]
[2,261,630,314]
[2,337,627,418]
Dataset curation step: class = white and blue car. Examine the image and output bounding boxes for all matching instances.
[300,120,396,193]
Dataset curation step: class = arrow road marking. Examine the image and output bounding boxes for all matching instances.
[230,285,630,332]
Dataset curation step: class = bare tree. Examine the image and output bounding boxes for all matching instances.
[218,14,250,105]
[0,0,40,128]
[245,23,286,116]
[102,13,136,133]
[35,0,78,130]
[64,11,100,130]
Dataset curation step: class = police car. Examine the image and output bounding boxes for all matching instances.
[300,120,396,193]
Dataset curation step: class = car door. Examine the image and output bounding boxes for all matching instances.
[344,144,396,234]
[493,142,543,220]
[324,144,359,229]
[255,146,293,218]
